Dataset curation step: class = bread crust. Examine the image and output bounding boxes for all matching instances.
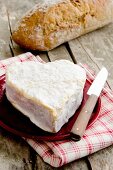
[12,0,113,51]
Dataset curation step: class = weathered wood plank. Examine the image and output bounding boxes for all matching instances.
[35,156,89,170]
[48,45,73,62]
[3,0,37,57]
[68,39,99,71]
[38,53,49,62]
[0,128,32,170]
[88,145,113,170]
[68,23,113,89]
[0,4,12,59]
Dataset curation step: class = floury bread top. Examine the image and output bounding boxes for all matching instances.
[6,60,86,132]
[12,0,113,51]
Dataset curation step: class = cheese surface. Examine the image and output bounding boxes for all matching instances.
[6,60,86,133]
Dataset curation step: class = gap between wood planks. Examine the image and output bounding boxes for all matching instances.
[6,9,14,57]
[68,38,112,90]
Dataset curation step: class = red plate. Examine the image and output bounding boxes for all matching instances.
[0,74,101,141]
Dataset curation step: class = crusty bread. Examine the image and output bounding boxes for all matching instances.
[6,60,86,133]
[12,0,113,51]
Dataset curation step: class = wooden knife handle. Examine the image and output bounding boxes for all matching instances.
[70,94,98,141]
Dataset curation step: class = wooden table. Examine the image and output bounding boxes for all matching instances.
[0,0,113,169]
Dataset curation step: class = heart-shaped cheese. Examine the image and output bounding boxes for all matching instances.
[6,60,86,133]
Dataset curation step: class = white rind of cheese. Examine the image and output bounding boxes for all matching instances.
[6,60,86,133]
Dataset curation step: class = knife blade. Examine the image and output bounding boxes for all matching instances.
[70,67,108,141]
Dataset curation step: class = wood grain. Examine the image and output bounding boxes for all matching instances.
[0,5,12,59]
[88,145,113,170]
[68,24,113,89]
[48,44,73,62]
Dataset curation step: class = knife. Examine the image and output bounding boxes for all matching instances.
[70,67,108,141]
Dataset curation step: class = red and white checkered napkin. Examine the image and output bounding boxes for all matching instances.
[1,52,113,167]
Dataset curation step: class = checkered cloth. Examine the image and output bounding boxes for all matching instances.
[0,52,113,167]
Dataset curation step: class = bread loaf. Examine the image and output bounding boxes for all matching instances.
[12,0,113,51]
[6,60,86,133]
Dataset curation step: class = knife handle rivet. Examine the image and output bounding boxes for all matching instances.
[85,110,88,113]
[76,128,79,131]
